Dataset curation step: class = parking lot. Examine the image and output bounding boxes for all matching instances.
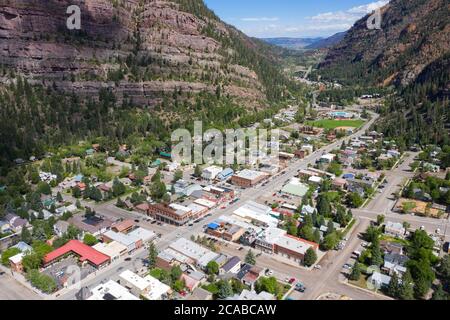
[43,257,96,289]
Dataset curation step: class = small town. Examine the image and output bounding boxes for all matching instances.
[1,101,449,301]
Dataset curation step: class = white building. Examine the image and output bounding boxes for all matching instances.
[93,241,128,262]
[119,270,171,300]
[88,280,139,300]
[233,201,279,228]
[169,238,219,269]
[202,166,223,180]
[128,227,157,246]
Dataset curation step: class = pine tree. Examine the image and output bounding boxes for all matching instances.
[387,272,400,298]
[399,270,415,300]
[148,242,158,269]
[245,249,256,265]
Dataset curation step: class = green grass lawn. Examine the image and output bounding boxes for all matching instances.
[306,119,365,129]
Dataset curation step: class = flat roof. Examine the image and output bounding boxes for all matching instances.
[194,198,216,209]
[88,280,138,300]
[169,238,218,263]
[103,230,140,247]
[128,227,156,243]
[44,240,110,267]
[234,169,267,180]
[93,241,127,258]
[281,178,309,197]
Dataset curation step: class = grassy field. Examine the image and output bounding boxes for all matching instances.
[306,119,365,129]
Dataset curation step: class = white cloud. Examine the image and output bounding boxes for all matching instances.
[310,0,389,23]
[348,0,389,14]
[241,17,279,22]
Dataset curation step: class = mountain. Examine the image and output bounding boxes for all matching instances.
[0,0,295,165]
[262,37,324,50]
[0,0,289,109]
[305,32,346,50]
[318,0,450,147]
[318,0,449,88]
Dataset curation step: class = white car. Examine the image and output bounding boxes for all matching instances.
[314,265,322,270]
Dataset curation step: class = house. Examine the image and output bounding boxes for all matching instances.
[4,214,28,232]
[368,272,392,290]
[9,252,26,272]
[220,256,241,275]
[332,178,347,190]
[55,204,78,216]
[186,287,213,300]
[181,269,206,292]
[229,289,275,300]
[383,253,409,276]
[111,220,135,234]
[319,153,336,164]
[301,205,315,216]
[68,214,113,236]
[384,221,406,239]
[241,266,264,288]
[380,241,404,255]
[54,220,70,237]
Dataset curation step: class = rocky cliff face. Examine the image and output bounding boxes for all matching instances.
[319,0,449,87]
[0,0,279,108]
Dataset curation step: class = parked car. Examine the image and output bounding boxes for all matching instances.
[265,269,274,276]
[295,282,306,292]
[314,265,322,270]
[289,278,296,284]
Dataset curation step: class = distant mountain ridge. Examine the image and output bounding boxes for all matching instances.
[305,32,347,50]
[262,32,347,50]
[262,37,324,50]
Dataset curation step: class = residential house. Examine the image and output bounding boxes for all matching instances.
[384,221,406,239]
[382,253,409,276]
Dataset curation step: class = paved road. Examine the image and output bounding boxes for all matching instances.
[0,271,42,300]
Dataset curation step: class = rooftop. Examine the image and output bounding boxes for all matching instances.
[234,169,267,180]
[44,240,110,267]
[88,280,138,300]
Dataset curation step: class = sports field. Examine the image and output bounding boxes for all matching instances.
[306,119,365,129]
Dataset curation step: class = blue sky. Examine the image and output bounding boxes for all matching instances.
[204,0,389,38]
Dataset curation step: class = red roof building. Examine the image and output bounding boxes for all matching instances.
[43,240,110,268]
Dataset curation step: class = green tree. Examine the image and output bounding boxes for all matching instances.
[112,177,126,197]
[1,247,21,266]
[321,232,339,251]
[148,242,158,269]
[349,263,361,281]
[245,249,256,265]
[56,191,63,202]
[304,248,317,267]
[72,186,82,198]
[194,165,202,177]
[206,261,219,275]
[398,270,415,300]
[316,195,332,217]
[370,238,384,267]
[173,170,183,183]
[26,269,57,293]
[376,214,385,226]
[21,227,32,244]
[170,265,182,282]
[37,181,51,195]
[348,192,364,208]
[83,233,98,246]
[431,284,448,300]
[387,272,400,298]
[217,280,234,299]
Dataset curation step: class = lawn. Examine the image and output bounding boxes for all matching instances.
[306,119,365,129]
